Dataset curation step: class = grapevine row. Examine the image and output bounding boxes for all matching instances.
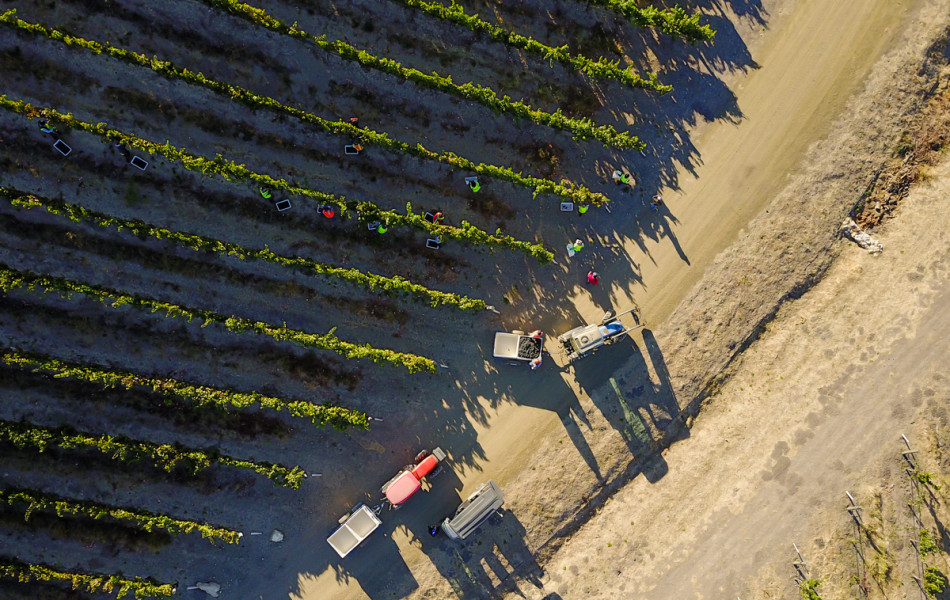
[0,262,437,374]
[0,95,555,263]
[0,418,306,489]
[1,185,487,312]
[0,348,369,431]
[0,10,608,207]
[196,0,644,150]
[0,487,241,544]
[390,0,670,92]
[576,0,715,43]
[0,556,175,599]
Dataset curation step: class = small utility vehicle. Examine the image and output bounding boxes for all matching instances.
[556,308,642,362]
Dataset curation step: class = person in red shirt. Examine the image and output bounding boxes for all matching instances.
[587,271,599,285]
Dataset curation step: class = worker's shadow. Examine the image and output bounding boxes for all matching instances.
[410,508,543,600]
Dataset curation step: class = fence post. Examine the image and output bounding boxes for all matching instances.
[845,491,870,598]
[901,435,929,600]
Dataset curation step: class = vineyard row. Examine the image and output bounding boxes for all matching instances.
[0,418,306,489]
[0,556,175,599]
[0,184,486,312]
[576,0,715,43]
[0,95,555,263]
[0,262,437,373]
[0,487,241,544]
[0,10,608,207]
[389,0,669,92]
[0,347,369,431]
[197,0,644,150]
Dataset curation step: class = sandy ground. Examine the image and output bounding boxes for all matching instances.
[507,146,950,600]
[502,121,950,599]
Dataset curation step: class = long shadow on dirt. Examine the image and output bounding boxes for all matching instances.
[327,532,419,600]
[317,460,545,600]
[569,329,676,481]
[415,508,543,600]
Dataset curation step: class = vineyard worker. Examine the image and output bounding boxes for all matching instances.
[321,205,335,219]
[578,203,590,215]
[572,239,585,253]
[377,222,388,234]
[39,120,55,134]
[650,194,663,211]
[587,271,599,285]
[612,170,631,185]
[468,178,481,192]
[259,187,272,199]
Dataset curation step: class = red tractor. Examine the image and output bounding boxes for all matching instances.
[379,447,447,509]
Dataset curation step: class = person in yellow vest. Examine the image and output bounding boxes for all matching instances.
[612,169,632,185]
[377,222,388,234]
[578,203,590,215]
[572,239,585,253]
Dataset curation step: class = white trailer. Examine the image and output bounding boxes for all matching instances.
[326,504,382,558]
[492,330,543,368]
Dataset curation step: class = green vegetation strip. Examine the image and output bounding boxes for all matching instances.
[0,487,241,544]
[0,262,436,373]
[0,10,607,207]
[0,418,306,489]
[389,0,669,92]
[0,348,369,431]
[1,185,486,311]
[0,556,175,599]
[577,0,715,43]
[0,95,554,263]
[195,0,644,150]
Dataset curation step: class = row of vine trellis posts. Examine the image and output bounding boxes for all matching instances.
[785,434,947,600]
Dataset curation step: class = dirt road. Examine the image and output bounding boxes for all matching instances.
[508,155,950,600]
[294,1,950,599]
[492,1,950,598]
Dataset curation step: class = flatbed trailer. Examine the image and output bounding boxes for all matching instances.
[493,330,543,369]
[327,504,382,558]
